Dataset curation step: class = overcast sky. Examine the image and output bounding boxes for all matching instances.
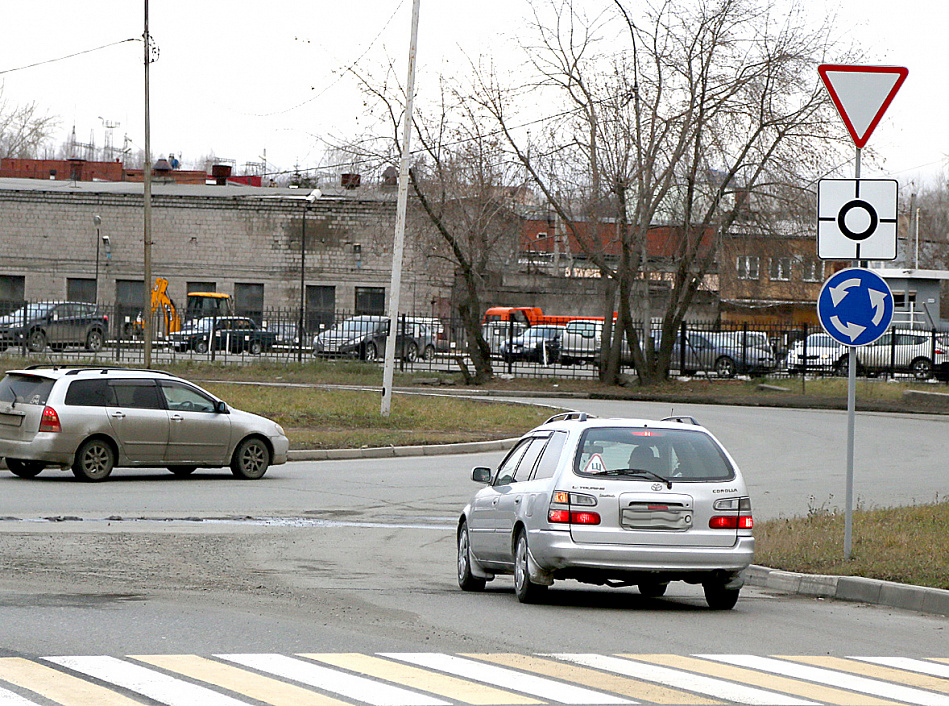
[2,0,946,187]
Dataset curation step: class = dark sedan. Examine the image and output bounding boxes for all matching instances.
[170,317,279,354]
[498,325,564,363]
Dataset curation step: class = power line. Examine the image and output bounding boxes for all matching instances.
[0,38,139,76]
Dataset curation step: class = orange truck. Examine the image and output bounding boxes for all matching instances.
[482,306,600,328]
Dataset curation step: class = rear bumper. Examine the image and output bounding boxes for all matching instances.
[528,527,754,576]
[0,434,78,465]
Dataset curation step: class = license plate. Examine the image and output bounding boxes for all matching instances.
[622,502,693,530]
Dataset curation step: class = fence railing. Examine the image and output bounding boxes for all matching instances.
[0,301,945,382]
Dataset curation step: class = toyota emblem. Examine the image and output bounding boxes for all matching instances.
[651,483,663,492]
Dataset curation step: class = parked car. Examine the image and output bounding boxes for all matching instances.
[785,332,847,375]
[0,365,289,481]
[457,412,754,609]
[0,302,109,352]
[498,324,565,363]
[312,315,422,362]
[669,331,776,378]
[482,320,527,356]
[559,319,634,366]
[838,329,949,380]
[169,316,279,354]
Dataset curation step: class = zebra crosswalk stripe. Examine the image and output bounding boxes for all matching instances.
[381,653,632,705]
[548,654,815,706]
[0,684,42,706]
[849,657,949,684]
[698,655,949,706]
[0,658,142,706]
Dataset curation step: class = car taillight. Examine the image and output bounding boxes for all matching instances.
[39,406,61,433]
[548,491,600,525]
[710,496,753,530]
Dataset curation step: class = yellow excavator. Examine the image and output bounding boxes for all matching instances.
[127,277,233,339]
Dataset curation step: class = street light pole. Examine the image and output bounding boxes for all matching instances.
[298,189,321,363]
[93,214,102,303]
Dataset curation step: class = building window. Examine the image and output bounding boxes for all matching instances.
[187,281,216,294]
[306,285,336,333]
[736,256,759,280]
[892,290,916,308]
[355,287,385,315]
[0,275,25,313]
[769,257,791,282]
[234,283,264,323]
[67,278,96,303]
[802,259,823,282]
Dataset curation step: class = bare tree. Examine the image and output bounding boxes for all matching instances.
[342,68,526,383]
[476,0,853,384]
[0,88,58,158]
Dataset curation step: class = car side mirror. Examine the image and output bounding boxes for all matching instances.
[214,400,229,414]
[471,466,493,484]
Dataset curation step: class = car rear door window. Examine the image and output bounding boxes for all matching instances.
[511,436,548,483]
[111,381,165,409]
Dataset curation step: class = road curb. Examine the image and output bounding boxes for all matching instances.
[744,564,949,616]
[287,437,519,462]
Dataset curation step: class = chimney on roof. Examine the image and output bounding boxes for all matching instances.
[211,163,232,185]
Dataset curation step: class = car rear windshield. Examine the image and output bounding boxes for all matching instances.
[0,374,55,406]
[574,426,735,482]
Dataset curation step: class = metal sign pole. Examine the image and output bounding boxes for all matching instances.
[844,145,861,561]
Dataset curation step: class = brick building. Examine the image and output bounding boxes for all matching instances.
[0,178,453,333]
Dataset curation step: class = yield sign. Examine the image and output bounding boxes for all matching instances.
[818,64,908,148]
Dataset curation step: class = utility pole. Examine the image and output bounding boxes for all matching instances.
[143,0,154,367]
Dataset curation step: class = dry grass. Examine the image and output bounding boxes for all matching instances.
[755,501,949,590]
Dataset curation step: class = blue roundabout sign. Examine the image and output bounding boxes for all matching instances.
[817,268,894,346]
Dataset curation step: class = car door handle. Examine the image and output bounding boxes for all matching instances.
[514,497,521,504]
[110,412,126,419]
[170,414,184,422]
[492,498,499,506]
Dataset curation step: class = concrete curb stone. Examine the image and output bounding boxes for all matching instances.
[745,564,949,617]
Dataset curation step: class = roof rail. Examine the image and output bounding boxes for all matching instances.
[544,411,589,424]
[661,415,700,426]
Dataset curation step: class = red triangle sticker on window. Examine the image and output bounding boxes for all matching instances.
[818,64,908,148]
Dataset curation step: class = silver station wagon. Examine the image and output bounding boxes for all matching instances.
[0,365,289,481]
[458,412,754,609]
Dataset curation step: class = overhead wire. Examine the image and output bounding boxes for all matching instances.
[0,38,139,76]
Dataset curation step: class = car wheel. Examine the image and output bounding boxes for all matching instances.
[457,521,486,592]
[423,344,436,361]
[715,356,736,378]
[404,341,419,363]
[560,355,574,366]
[638,581,668,598]
[249,340,263,355]
[71,438,115,482]
[704,581,740,610]
[85,329,104,351]
[364,342,379,362]
[911,357,933,381]
[28,330,47,352]
[167,466,197,477]
[195,339,209,354]
[6,458,44,478]
[230,436,270,480]
[513,531,547,604]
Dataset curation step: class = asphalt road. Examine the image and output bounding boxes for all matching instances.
[1,399,948,705]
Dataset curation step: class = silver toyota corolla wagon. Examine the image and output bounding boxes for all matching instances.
[458,412,754,609]
[0,365,289,482]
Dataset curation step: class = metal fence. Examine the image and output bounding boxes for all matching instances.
[0,300,946,382]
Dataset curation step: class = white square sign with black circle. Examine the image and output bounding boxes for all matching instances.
[817,178,898,261]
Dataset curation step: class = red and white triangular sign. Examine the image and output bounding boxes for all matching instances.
[818,64,908,148]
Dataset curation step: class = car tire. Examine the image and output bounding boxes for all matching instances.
[704,582,740,610]
[638,581,668,598]
[513,531,547,604]
[423,344,436,361]
[249,340,263,355]
[911,357,933,381]
[195,339,209,354]
[5,458,44,478]
[560,355,574,366]
[457,521,486,592]
[230,436,270,480]
[364,342,379,362]
[85,329,104,351]
[715,356,736,378]
[28,330,47,352]
[167,466,197,477]
[404,342,419,363]
[71,438,115,482]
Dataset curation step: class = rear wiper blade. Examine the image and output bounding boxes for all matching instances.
[603,468,672,488]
